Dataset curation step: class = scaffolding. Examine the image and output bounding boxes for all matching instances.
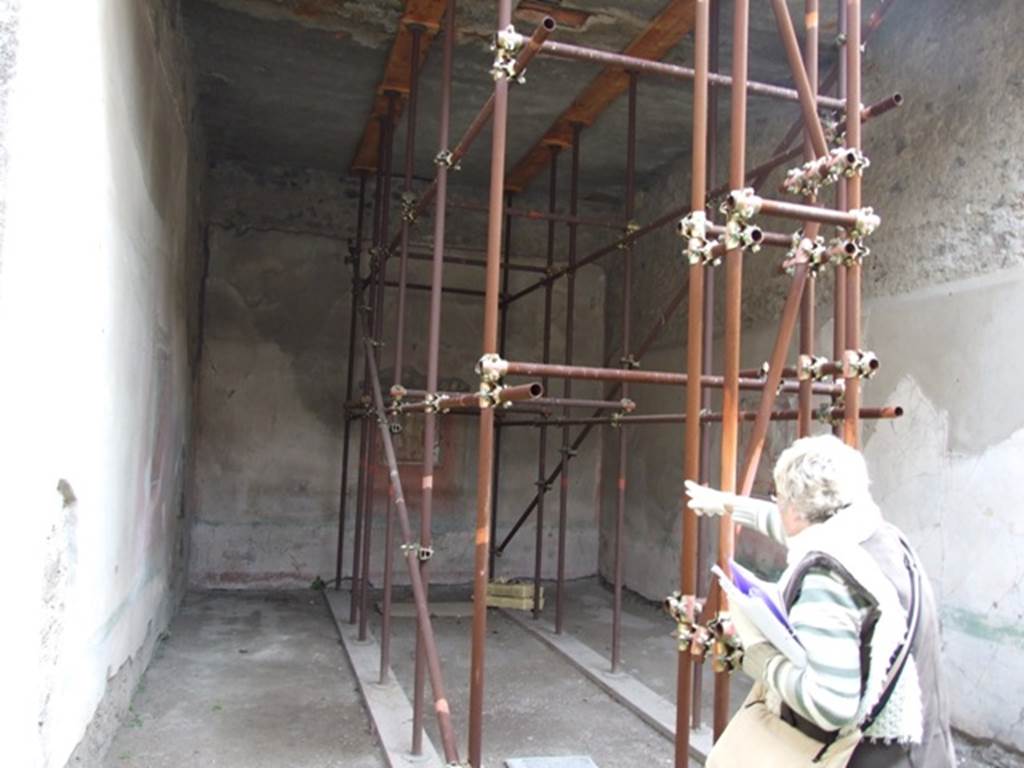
[334,0,904,765]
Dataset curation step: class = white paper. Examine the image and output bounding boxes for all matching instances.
[712,562,808,668]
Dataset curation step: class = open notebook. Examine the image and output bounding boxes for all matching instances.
[712,559,808,668]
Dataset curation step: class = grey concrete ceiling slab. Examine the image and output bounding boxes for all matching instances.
[184,0,844,202]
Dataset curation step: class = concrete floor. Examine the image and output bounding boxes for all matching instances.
[102,591,384,768]
[364,591,679,768]
[555,579,752,726]
[102,581,1021,768]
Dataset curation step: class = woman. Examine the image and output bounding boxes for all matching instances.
[688,435,955,767]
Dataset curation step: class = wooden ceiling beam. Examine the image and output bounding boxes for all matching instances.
[505,0,697,193]
[350,0,449,173]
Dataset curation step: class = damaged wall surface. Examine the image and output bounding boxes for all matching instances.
[0,0,204,765]
[189,160,610,589]
[599,0,1024,752]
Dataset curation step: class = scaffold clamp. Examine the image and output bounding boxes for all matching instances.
[828,235,870,266]
[850,207,881,238]
[491,25,526,83]
[476,353,509,384]
[710,613,744,673]
[843,349,880,379]
[664,592,702,653]
[721,189,764,253]
[797,353,831,381]
[400,191,418,223]
[434,148,461,170]
[677,210,719,266]
[784,231,829,275]
[618,219,641,250]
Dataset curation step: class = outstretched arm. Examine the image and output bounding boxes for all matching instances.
[684,480,786,545]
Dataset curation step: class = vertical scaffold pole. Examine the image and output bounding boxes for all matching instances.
[677,0,709,763]
[469,1,513,764]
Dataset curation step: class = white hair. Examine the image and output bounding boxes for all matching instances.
[772,435,872,524]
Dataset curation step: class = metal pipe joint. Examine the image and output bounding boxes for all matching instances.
[664,592,702,652]
[491,26,527,82]
[476,353,510,383]
[401,542,435,562]
[434,149,461,170]
[678,211,720,266]
[720,188,764,252]
[784,231,829,274]
[782,146,871,197]
[843,349,880,379]
[617,220,641,250]
[797,353,832,381]
[707,614,744,674]
[401,191,418,223]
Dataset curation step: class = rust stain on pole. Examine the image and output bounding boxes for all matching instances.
[555,123,581,636]
[844,0,864,448]
[335,172,368,593]
[612,73,638,674]
[533,147,559,621]
[799,0,819,438]
[469,1,513,764]
[676,0,709,761]
[412,0,454,753]
[715,0,749,739]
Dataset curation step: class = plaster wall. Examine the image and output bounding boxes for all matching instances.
[599,0,1024,751]
[189,161,610,589]
[0,0,204,765]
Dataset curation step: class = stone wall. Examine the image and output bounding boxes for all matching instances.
[189,160,611,588]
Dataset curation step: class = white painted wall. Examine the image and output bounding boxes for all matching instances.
[0,1,202,765]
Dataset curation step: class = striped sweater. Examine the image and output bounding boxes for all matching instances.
[736,501,923,742]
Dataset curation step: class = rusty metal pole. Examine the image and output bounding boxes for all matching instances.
[336,172,368,592]
[351,115,388,628]
[412,2,454,753]
[833,0,849,437]
[381,28,423,686]
[678,0,709,761]
[843,0,863,448]
[469,1,513,763]
[490,196,514,579]
[534,148,559,619]
[555,123,581,635]
[798,0,820,438]
[714,0,749,739]
[693,0,719,730]
[394,26,421,395]
[390,17,555,249]
[360,95,398,642]
[612,73,637,674]
[737,0,835,493]
[360,318,462,765]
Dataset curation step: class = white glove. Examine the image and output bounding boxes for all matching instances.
[684,479,777,525]
[684,479,745,517]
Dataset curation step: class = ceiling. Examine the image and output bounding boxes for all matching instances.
[183,0,844,204]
